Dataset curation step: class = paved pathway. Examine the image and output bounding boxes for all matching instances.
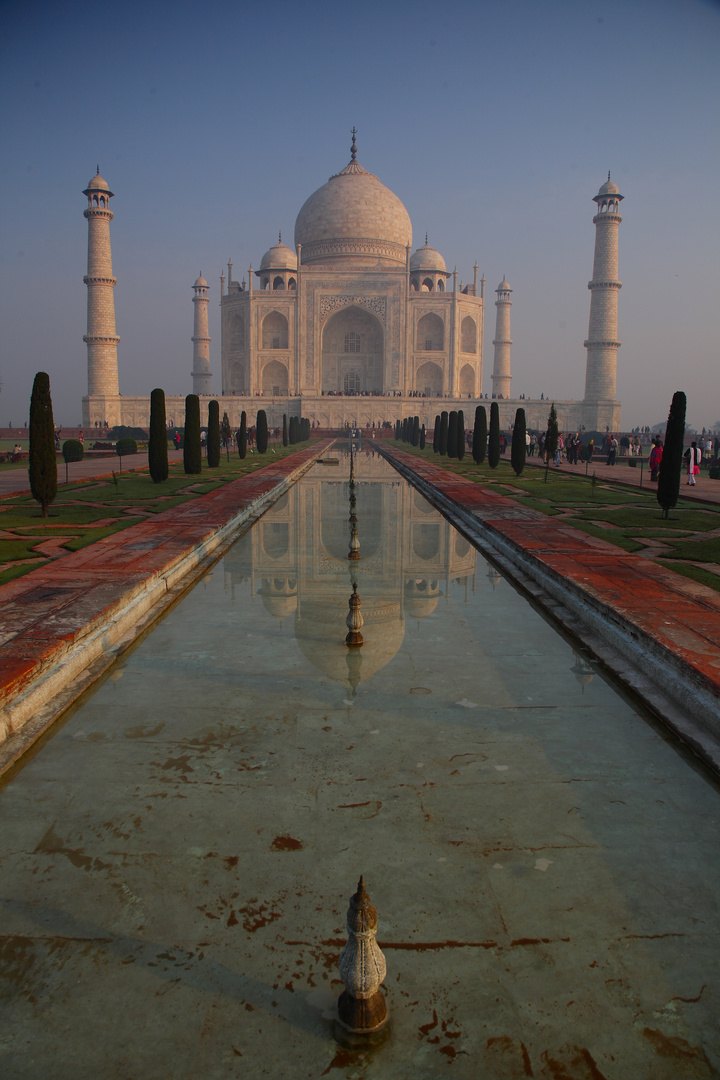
[523,453,720,505]
[0,449,186,499]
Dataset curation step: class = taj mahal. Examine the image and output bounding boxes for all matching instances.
[81,133,624,434]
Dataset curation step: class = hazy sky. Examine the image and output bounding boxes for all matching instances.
[1,0,718,430]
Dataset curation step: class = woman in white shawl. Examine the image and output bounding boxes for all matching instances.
[686,441,702,485]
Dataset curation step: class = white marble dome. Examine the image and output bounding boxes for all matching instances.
[86,172,110,191]
[260,238,297,272]
[598,176,621,196]
[294,157,412,266]
[410,240,447,273]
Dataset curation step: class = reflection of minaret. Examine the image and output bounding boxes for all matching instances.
[584,175,623,403]
[191,274,212,395]
[491,277,512,398]
[83,168,120,397]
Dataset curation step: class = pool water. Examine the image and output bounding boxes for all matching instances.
[1,448,718,1078]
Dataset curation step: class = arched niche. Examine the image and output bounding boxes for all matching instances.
[229,358,245,394]
[412,523,441,560]
[459,364,475,396]
[321,306,384,395]
[416,360,443,397]
[261,311,289,349]
[262,358,289,395]
[229,312,245,350]
[417,312,444,351]
[262,522,289,559]
[461,316,476,353]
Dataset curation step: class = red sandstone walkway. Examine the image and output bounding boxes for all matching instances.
[0,444,330,754]
[383,445,720,729]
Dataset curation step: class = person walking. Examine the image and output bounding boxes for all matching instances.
[685,441,701,485]
[607,435,618,466]
[648,439,663,482]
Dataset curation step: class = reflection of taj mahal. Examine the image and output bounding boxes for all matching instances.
[223,449,477,688]
[82,135,623,433]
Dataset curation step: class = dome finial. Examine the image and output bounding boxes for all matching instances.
[278,230,282,243]
[425,233,428,246]
[608,170,611,181]
[350,126,358,161]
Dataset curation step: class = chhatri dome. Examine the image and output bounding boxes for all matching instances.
[85,169,111,192]
[260,234,298,272]
[294,130,412,266]
[410,237,448,274]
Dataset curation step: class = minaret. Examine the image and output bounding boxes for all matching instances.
[82,168,120,397]
[191,274,212,395]
[584,174,623,403]
[491,277,512,398]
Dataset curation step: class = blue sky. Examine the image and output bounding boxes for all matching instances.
[1,0,718,429]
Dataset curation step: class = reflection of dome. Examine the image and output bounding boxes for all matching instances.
[260,239,298,272]
[259,577,297,619]
[410,241,447,273]
[404,578,440,619]
[262,594,298,618]
[294,595,404,685]
[295,155,412,266]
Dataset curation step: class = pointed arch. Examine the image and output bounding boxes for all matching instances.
[321,305,384,395]
[461,316,477,353]
[417,312,444,352]
[416,360,443,397]
[261,310,289,349]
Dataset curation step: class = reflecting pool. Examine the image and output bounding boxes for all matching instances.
[1,449,719,1079]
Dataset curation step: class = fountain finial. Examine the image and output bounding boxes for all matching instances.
[345,582,364,646]
[335,876,389,1043]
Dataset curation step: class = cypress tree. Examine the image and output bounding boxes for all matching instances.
[657,391,686,519]
[207,399,221,467]
[457,409,465,460]
[472,405,487,465]
[256,409,268,453]
[28,371,57,517]
[148,387,168,483]
[221,411,232,461]
[447,411,458,459]
[433,414,440,453]
[411,415,420,446]
[439,411,449,455]
[183,394,202,474]
[237,410,247,459]
[488,402,500,468]
[420,424,426,450]
[544,402,559,481]
[401,417,408,442]
[395,419,401,440]
[282,414,288,446]
[511,407,527,477]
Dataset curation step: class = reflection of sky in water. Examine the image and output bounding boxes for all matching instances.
[1,449,719,1077]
